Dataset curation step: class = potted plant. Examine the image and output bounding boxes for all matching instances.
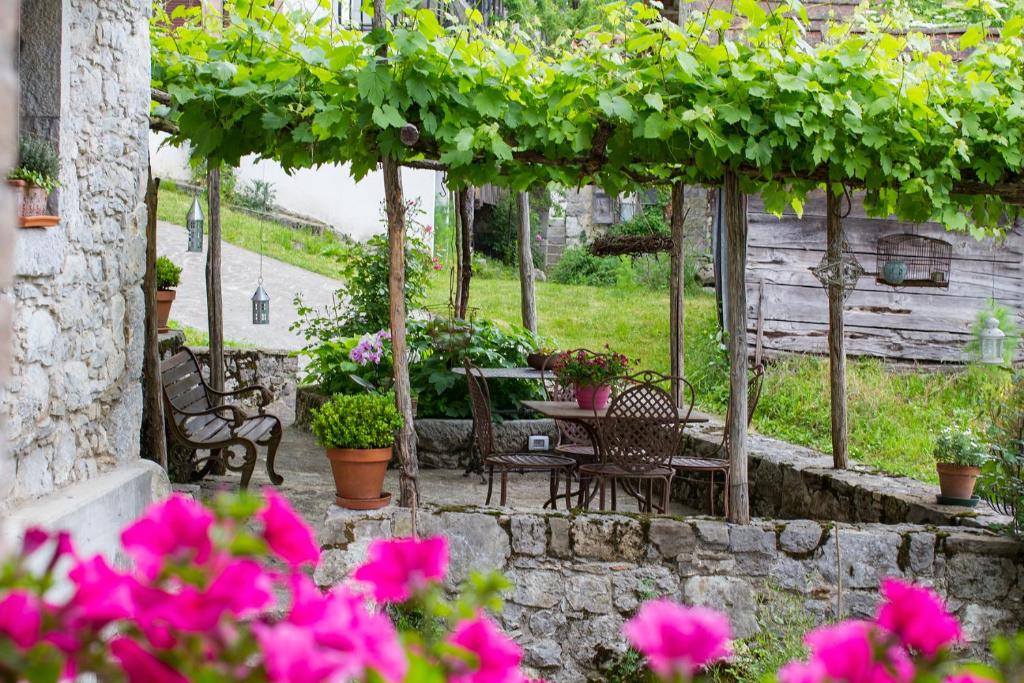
[551,348,631,410]
[310,392,403,510]
[8,136,60,222]
[933,425,987,502]
[155,255,182,333]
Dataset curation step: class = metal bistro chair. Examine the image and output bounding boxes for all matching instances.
[540,349,602,464]
[671,363,765,517]
[580,370,692,513]
[464,361,576,508]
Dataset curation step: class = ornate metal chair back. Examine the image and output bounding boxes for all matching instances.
[464,360,496,460]
[719,363,766,454]
[594,371,690,474]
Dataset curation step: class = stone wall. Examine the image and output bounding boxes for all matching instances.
[317,505,1024,683]
[0,0,152,507]
[0,0,16,495]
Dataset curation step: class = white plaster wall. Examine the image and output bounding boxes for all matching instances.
[151,134,439,242]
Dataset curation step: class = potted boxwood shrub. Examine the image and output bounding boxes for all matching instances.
[310,392,403,510]
[8,136,60,220]
[155,255,182,333]
[934,425,987,502]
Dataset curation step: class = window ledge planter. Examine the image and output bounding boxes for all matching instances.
[8,180,59,228]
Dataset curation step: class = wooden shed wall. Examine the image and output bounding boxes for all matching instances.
[743,192,1024,363]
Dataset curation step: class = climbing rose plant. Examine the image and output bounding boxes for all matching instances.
[0,491,1022,682]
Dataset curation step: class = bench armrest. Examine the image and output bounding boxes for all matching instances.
[208,384,273,409]
[173,404,246,429]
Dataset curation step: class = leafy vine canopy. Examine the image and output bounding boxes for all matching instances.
[151,0,1024,233]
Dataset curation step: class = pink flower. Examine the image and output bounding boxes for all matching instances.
[426,224,433,233]
[255,622,359,683]
[623,601,732,679]
[257,488,320,568]
[448,615,524,683]
[21,528,50,556]
[205,558,276,617]
[779,660,826,683]
[121,494,215,578]
[353,536,449,603]
[110,636,188,683]
[877,578,961,656]
[945,675,999,683]
[804,620,914,683]
[65,555,138,629]
[0,591,41,649]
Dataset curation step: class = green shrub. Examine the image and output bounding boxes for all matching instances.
[10,137,60,193]
[156,255,182,290]
[607,204,669,237]
[550,246,619,286]
[310,393,403,449]
[933,424,988,467]
[978,373,1024,535]
[472,192,544,268]
[234,179,277,212]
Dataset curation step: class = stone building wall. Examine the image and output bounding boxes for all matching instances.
[1,0,153,507]
[0,0,17,494]
[318,505,1024,683]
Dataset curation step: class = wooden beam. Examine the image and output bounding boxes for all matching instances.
[826,186,849,469]
[516,191,538,335]
[669,182,686,404]
[205,165,225,395]
[142,169,167,470]
[724,170,750,525]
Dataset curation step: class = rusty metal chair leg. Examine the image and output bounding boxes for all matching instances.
[485,464,495,505]
[500,469,509,506]
[238,443,258,490]
[264,421,284,485]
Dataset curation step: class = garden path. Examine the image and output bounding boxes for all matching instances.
[156,221,342,350]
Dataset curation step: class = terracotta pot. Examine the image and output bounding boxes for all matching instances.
[23,185,49,216]
[156,289,176,333]
[7,179,24,216]
[576,384,611,410]
[936,462,980,500]
[326,447,392,509]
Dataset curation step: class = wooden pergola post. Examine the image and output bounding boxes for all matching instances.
[668,182,686,404]
[142,169,167,470]
[724,170,750,524]
[456,188,474,318]
[374,0,418,508]
[516,191,537,334]
[826,186,849,469]
[205,164,224,394]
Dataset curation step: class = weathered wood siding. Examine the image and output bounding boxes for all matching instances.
[744,192,1024,363]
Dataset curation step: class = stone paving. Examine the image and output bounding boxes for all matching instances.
[156,221,341,350]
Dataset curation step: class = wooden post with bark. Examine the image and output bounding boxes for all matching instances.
[457,188,474,318]
[374,0,418,508]
[724,170,750,525]
[826,186,849,469]
[142,169,167,470]
[516,191,537,334]
[453,187,464,311]
[205,164,225,395]
[668,182,686,404]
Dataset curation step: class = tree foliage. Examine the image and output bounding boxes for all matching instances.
[152,0,1024,233]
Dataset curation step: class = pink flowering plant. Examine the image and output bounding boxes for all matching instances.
[550,347,632,387]
[2,490,1023,683]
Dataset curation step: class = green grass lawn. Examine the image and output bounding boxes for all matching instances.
[426,272,1010,482]
[157,185,350,279]
[167,320,251,349]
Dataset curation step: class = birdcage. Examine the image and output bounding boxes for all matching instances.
[875,234,952,288]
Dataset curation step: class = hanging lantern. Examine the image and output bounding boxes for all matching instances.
[251,280,270,325]
[186,196,204,252]
[980,317,1006,365]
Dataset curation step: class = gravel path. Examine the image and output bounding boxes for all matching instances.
[156,221,342,350]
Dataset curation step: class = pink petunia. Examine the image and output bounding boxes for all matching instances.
[121,494,215,578]
[353,536,448,603]
[623,601,732,679]
[205,558,276,617]
[255,622,358,683]
[945,675,999,683]
[804,620,914,683]
[876,578,961,656]
[0,591,41,649]
[778,660,826,683]
[256,488,320,568]
[110,636,188,683]
[64,555,138,629]
[448,615,524,683]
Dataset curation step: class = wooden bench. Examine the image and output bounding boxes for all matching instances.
[161,347,283,489]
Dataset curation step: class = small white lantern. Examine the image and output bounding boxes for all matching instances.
[980,316,1006,365]
[251,281,270,325]
[186,197,204,252]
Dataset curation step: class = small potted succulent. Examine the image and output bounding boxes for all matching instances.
[310,392,403,510]
[551,348,631,410]
[933,425,987,502]
[155,255,182,333]
[8,136,60,222]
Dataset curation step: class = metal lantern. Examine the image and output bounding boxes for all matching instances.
[186,196,204,252]
[980,316,1006,365]
[251,281,270,325]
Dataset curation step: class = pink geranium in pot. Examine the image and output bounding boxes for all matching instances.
[551,348,631,410]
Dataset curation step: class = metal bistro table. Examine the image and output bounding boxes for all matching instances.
[521,400,712,509]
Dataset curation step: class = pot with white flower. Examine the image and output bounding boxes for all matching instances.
[310,392,403,510]
[933,426,987,503]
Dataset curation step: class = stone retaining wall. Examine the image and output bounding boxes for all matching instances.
[317,505,1023,683]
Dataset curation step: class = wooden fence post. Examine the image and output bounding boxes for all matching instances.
[205,164,224,395]
[516,191,537,334]
[724,170,750,525]
[669,182,686,404]
[142,169,167,470]
[826,186,849,469]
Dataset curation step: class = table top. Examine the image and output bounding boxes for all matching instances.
[522,400,711,423]
[450,367,544,380]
